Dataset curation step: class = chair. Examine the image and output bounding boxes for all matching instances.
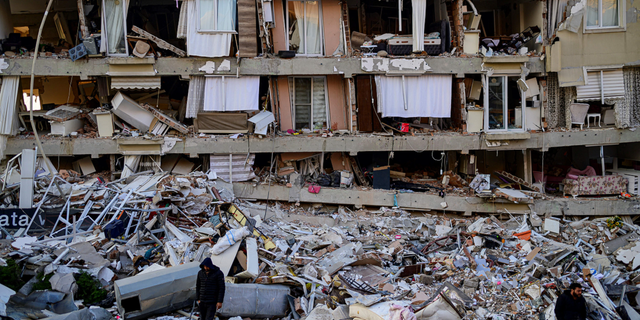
[569,103,590,130]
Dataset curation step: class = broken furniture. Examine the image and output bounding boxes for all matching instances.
[569,103,590,130]
[587,112,601,128]
[562,174,628,196]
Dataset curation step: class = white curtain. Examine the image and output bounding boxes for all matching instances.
[412,0,427,52]
[375,75,452,118]
[200,0,217,30]
[186,0,232,57]
[305,1,321,55]
[217,0,236,31]
[203,76,260,111]
[186,76,205,118]
[602,0,618,26]
[0,76,20,136]
[585,0,598,26]
[177,0,189,39]
[101,0,129,54]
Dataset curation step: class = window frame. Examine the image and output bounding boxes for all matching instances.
[583,0,626,33]
[101,0,130,57]
[196,0,237,34]
[285,0,325,56]
[483,74,526,133]
[291,76,330,130]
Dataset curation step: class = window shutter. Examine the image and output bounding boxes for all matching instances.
[311,77,327,126]
[576,72,601,101]
[602,69,624,99]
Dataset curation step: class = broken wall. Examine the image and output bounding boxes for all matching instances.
[555,0,640,86]
[546,72,573,129]
[20,77,81,106]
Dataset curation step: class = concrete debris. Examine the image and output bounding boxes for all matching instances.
[1,160,640,320]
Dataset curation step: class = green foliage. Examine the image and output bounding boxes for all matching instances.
[75,272,107,304]
[0,259,25,291]
[32,272,53,291]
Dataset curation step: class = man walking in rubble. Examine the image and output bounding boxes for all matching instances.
[196,258,226,320]
[554,283,587,320]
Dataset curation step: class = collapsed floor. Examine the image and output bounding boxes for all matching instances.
[0,167,639,320]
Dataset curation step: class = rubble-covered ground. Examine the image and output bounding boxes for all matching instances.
[1,170,639,320]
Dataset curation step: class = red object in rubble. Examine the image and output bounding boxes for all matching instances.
[400,123,410,132]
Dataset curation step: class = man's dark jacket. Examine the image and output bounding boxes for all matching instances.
[196,258,226,304]
[554,290,587,320]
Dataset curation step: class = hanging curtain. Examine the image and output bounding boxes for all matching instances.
[203,76,260,111]
[305,1,321,55]
[601,0,618,26]
[186,76,205,118]
[375,75,452,118]
[186,0,233,57]
[120,155,141,179]
[0,76,20,136]
[217,0,237,31]
[177,0,189,39]
[412,0,427,52]
[101,0,130,54]
[288,1,304,53]
[585,0,598,26]
[200,0,217,30]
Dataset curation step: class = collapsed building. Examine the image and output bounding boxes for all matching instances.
[0,0,640,318]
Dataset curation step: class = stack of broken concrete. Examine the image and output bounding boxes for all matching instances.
[1,166,640,320]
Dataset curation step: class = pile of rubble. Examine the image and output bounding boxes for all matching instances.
[1,166,639,320]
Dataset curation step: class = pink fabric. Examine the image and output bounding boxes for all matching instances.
[563,174,627,196]
[390,304,416,320]
[566,166,597,180]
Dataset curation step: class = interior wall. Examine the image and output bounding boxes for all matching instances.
[20,77,80,106]
[327,75,347,130]
[273,0,287,52]
[322,0,342,55]
[13,13,60,43]
[276,75,293,130]
[0,0,12,39]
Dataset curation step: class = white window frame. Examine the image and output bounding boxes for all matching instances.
[291,76,330,130]
[196,0,237,34]
[583,0,626,33]
[285,0,325,56]
[483,75,526,132]
[101,0,129,57]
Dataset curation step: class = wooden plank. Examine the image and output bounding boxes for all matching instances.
[139,103,189,134]
[237,0,259,57]
[356,76,373,132]
[131,25,186,57]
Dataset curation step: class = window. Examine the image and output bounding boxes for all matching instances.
[576,69,624,103]
[585,0,624,31]
[485,76,525,131]
[102,0,129,56]
[23,89,42,111]
[289,77,328,130]
[287,0,323,55]
[197,0,237,32]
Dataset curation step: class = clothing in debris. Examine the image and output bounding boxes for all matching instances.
[554,290,587,320]
[196,257,226,304]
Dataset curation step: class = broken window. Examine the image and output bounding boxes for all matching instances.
[197,0,237,32]
[586,0,621,29]
[287,0,323,55]
[485,76,524,131]
[102,0,130,56]
[576,69,624,103]
[289,77,328,130]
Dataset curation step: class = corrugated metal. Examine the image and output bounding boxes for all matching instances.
[576,69,624,101]
[237,0,258,57]
[210,154,256,182]
[111,76,161,89]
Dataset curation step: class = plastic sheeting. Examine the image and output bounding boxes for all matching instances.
[375,75,452,118]
[203,76,260,111]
